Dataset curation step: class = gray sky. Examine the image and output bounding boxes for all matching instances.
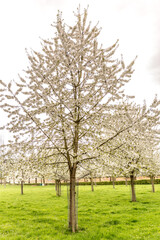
[0,0,160,141]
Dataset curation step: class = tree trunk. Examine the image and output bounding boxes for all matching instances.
[4,178,6,187]
[21,180,24,195]
[57,180,59,196]
[35,178,37,184]
[56,180,61,196]
[94,178,97,186]
[99,177,101,182]
[150,176,155,193]
[55,179,57,191]
[125,177,128,186]
[112,177,116,189]
[130,174,136,202]
[28,178,30,184]
[42,177,45,186]
[68,166,77,233]
[90,177,94,192]
[59,180,61,196]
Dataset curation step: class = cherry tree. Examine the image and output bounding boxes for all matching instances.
[106,100,160,201]
[0,8,137,232]
[141,150,160,193]
[0,143,14,186]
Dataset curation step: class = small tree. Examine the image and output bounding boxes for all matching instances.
[113,100,160,201]
[142,151,160,193]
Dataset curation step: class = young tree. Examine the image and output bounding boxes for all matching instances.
[109,100,160,201]
[141,151,160,193]
[0,8,136,232]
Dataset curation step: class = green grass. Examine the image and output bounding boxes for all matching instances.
[0,184,160,239]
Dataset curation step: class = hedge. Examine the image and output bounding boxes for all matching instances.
[22,178,160,186]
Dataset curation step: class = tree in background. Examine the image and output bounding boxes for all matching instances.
[141,151,160,193]
[110,100,160,201]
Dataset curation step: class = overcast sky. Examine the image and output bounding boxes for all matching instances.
[0,0,160,141]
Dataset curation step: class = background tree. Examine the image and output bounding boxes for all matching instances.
[141,151,160,193]
[110,100,160,201]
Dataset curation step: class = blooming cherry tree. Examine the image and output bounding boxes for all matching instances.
[0,8,137,232]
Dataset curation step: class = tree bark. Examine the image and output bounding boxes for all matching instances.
[112,177,116,189]
[35,177,37,184]
[130,174,136,202]
[4,178,6,187]
[90,177,94,192]
[59,180,61,196]
[55,179,57,191]
[21,180,24,195]
[56,180,61,196]
[68,166,77,233]
[150,176,155,193]
[125,177,128,186]
[42,177,45,186]
[94,178,97,186]
[57,180,59,196]
[28,178,30,184]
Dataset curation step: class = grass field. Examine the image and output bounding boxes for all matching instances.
[0,184,160,240]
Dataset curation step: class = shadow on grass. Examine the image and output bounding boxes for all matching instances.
[103,220,120,226]
[30,210,48,216]
[32,217,54,224]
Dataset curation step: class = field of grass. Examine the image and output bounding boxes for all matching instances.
[0,184,160,239]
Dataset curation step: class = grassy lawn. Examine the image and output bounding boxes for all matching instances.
[0,184,160,239]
